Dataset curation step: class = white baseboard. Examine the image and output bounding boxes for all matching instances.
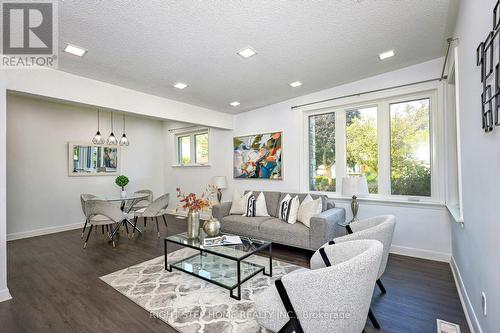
[450,256,483,333]
[0,288,12,302]
[7,222,82,241]
[390,244,451,262]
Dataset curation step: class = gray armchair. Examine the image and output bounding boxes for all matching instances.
[255,240,383,333]
[130,193,169,238]
[311,215,396,329]
[83,200,131,248]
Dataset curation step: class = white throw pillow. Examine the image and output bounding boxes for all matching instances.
[297,194,323,228]
[278,194,300,224]
[243,192,270,217]
[229,191,252,215]
[255,192,270,217]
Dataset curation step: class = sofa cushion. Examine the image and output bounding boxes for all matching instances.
[245,191,281,218]
[277,193,329,214]
[221,215,274,236]
[258,218,310,249]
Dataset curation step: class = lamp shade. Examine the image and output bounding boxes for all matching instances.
[341,176,369,197]
[212,176,227,189]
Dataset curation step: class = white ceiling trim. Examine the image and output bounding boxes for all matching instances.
[5,69,234,129]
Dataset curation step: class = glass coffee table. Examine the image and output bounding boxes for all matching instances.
[164,232,272,300]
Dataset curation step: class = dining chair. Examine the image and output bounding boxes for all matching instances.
[83,200,135,248]
[80,194,107,238]
[311,214,396,329]
[255,240,383,333]
[130,193,169,238]
[126,189,154,213]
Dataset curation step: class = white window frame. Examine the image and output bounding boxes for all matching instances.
[300,81,444,205]
[173,127,211,167]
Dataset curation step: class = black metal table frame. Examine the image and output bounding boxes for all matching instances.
[164,237,272,300]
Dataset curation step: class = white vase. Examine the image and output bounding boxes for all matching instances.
[120,190,127,198]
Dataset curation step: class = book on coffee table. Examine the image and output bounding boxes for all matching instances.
[203,235,243,247]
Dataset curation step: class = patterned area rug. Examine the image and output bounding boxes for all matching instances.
[100,248,302,333]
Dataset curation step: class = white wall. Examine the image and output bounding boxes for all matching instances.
[451,1,500,332]
[6,94,167,239]
[163,121,233,207]
[0,71,11,301]
[228,58,453,260]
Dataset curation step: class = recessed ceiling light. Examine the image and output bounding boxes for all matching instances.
[379,49,395,60]
[289,81,302,88]
[237,47,257,58]
[229,101,240,107]
[173,82,188,89]
[63,43,87,57]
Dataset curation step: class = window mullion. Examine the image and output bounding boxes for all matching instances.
[336,110,346,195]
[377,101,391,196]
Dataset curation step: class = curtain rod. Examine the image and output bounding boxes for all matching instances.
[440,37,458,81]
[290,77,441,110]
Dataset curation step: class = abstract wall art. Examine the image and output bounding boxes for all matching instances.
[233,132,282,179]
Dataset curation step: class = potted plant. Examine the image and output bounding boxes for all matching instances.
[176,187,213,239]
[115,175,129,198]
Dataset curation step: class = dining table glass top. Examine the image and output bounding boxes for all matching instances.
[89,193,149,202]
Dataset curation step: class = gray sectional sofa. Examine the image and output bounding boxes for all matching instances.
[212,191,345,251]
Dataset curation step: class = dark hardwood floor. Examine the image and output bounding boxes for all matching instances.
[0,217,469,333]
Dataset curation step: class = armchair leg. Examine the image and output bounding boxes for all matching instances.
[368,308,380,329]
[155,216,160,238]
[275,279,304,333]
[83,224,93,249]
[144,217,147,230]
[376,279,386,294]
[81,219,88,238]
[161,214,168,234]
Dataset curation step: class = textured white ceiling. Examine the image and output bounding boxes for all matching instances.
[57,0,457,114]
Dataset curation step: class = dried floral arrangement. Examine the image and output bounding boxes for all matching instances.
[176,184,217,212]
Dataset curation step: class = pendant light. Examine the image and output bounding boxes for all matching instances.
[119,113,130,146]
[92,108,105,144]
[107,111,118,145]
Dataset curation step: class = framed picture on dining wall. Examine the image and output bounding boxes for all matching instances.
[68,142,121,176]
[233,131,282,179]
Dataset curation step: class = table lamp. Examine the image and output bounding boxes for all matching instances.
[212,176,227,203]
[341,175,369,223]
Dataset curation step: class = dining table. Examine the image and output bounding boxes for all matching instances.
[88,192,149,237]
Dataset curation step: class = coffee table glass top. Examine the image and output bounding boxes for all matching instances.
[166,232,270,260]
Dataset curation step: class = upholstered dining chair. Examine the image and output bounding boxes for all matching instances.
[83,200,132,248]
[127,189,154,212]
[255,240,383,333]
[130,193,169,238]
[80,194,110,238]
[312,215,396,329]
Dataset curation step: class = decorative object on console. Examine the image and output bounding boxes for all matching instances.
[278,194,300,224]
[477,1,500,132]
[92,108,106,144]
[107,111,118,145]
[119,113,130,146]
[342,175,369,223]
[233,131,282,179]
[176,187,213,239]
[202,217,221,237]
[212,176,227,203]
[115,175,129,198]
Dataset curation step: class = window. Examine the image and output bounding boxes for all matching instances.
[308,112,336,192]
[195,133,209,164]
[174,128,210,166]
[304,87,439,202]
[178,136,191,164]
[346,106,378,193]
[390,99,431,196]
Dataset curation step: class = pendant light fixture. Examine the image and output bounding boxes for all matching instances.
[92,108,105,144]
[119,113,130,146]
[107,111,118,145]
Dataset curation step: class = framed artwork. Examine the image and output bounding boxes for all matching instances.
[68,142,120,176]
[233,131,282,179]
